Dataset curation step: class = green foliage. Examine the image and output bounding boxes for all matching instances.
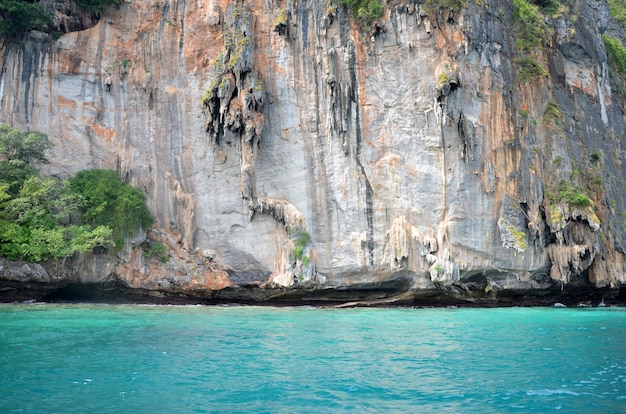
[603,35,626,77]
[70,169,154,249]
[590,150,602,163]
[434,264,444,273]
[0,176,114,262]
[549,180,593,207]
[0,125,52,195]
[553,155,563,167]
[530,0,560,15]
[507,226,528,251]
[516,56,549,82]
[144,240,166,259]
[543,100,563,126]
[437,72,450,87]
[226,30,250,68]
[422,0,467,14]
[0,219,28,259]
[607,0,626,27]
[75,0,121,12]
[340,0,384,24]
[274,8,288,26]
[549,204,565,226]
[513,0,548,51]
[6,177,72,229]
[291,230,312,261]
[0,0,51,39]
[0,159,37,196]
[0,124,52,165]
[0,127,152,262]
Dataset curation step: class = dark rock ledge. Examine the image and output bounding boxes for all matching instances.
[1,259,623,308]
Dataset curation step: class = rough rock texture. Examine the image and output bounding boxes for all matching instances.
[1,0,626,305]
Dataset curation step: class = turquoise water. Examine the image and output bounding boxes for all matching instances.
[1,305,625,413]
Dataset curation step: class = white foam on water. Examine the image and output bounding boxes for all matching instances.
[526,388,580,397]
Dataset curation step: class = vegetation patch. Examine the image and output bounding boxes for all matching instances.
[0,0,120,40]
[143,240,166,261]
[553,155,563,167]
[530,0,561,15]
[340,0,384,25]
[513,0,549,51]
[422,0,467,14]
[274,8,289,34]
[515,56,549,82]
[547,180,593,207]
[291,229,312,261]
[71,169,154,249]
[603,35,626,77]
[0,125,154,262]
[507,225,528,251]
[590,150,602,163]
[0,0,51,39]
[607,0,626,27]
[543,100,563,127]
[549,204,565,227]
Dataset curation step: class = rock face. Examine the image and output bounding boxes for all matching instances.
[1,0,626,304]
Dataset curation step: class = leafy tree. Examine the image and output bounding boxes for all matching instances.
[0,124,52,164]
[0,159,37,196]
[513,0,548,51]
[0,219,28,259]
[70,169,154,248]
[0,125,153,262]
[0,124,52,195]
[4,176,78,229]
[340,0,383,25]
[68,225,113,253]
[0,0,51,39]
[0,175,116,261]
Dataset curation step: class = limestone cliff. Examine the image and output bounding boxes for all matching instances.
[1,0,626,305]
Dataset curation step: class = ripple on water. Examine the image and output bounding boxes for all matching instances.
[0,305,625,413]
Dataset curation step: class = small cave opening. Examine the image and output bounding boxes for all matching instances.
[42,283,120,303]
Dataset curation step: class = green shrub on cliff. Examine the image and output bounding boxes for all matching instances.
[340,0,383,25]
[515,56,549,82]
[603,35,626,77]
[0,0,51,39]
[70,169,154,248]
[513,0,549,51]
[0,124,52,195]
[546,180,593,208]
[607,0,626,27]
[0,176,113,261]
[0,125,153,262]
[422,0,467,14]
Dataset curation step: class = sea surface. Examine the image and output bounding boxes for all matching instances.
[0,304,625,413]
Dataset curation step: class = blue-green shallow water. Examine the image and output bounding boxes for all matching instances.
[1,305,625,413]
